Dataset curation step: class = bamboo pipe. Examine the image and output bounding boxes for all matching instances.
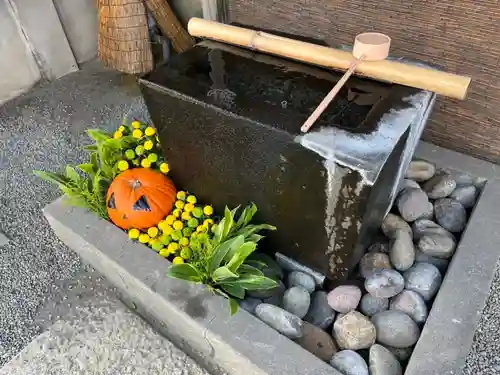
[187,18,471,100]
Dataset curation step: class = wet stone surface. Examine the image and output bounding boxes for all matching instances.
[245,159,481,375]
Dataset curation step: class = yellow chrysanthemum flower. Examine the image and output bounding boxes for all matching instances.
[128,228,140,239]
[145,127,156,136]
[160,163,169,174]
[138,234,150,243]
[141,159,151,168]
[117,160,129,171]
[176,191,186,201]
[147,227,159,238]
[118,125,126,132]
[165,215,175,225]
[184,203,194,213]
[168,242,179,252]
[175,200,185,210]
[179,237,189,247]
[186,195,197,204]
[113,131,123,139]
[132,129,143,138]
[172,256,184,264]
[144,140,154,150]
[181,211,191,221]
[172,208,182,218]
[203,205,214,216]
[173,220,184,230]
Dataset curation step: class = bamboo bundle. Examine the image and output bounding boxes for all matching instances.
[188,18,471,100]
[144,0,195,52]
[98,0,153,74]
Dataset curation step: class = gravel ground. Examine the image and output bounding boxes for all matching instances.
[0,269,210,375]
[0,62,144,365]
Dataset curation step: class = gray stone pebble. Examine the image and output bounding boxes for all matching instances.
[397,188,430,222]
[434,198,467,233]
[418,234,456,259]
[381,214,412,239]
[368,240,390,254]
[403,263,442,301]
[450,185,477,209]
[255,303,303,339]
[295,322,338,362]
[327,285,362,313]
[282,286,310,319]
[454,173,475,186]
[421,201,434,220]
[369,344,403,375]
[397,179,421,195]
[330,350,369,375]
[411,219,453,241]
[405,160,436,182]
[414,250,449,273]
[423,173,456,199]
[304,291,336,330]
[287,271,316,293]
[333,311,376,350]
[386,345,413,362]
[390,230,415,271]
[359,252,392,278]
[248,280,285,300]
[359,294,389,317]
[390,290,428,324]
[238,297,262,314]
[365,269,405,298]
[372,310,420,348]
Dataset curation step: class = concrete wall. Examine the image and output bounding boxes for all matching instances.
[0,0,41,104]
[53,0,98,64]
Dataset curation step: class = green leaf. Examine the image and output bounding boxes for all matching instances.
[209,235,245,273]
[90,152,98,169]
[33,170,70,187]
[65,166,80,184]
[219,274,277,290]
[229,298,239,316]
[235,203,257,231]
[246,253,284,280]
[212,266,238,281]
[237,263,264,276]
[78,163,95,175]
[246,234,264,243]
[226,242,257,273]
[234,224,277,239]
[87,129,112,143]
[167,264,202,283]
[221,206,235,241]
[82,145,98,152]
[220,283,245,299]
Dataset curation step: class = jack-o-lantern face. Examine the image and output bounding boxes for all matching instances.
[106,168,176,230]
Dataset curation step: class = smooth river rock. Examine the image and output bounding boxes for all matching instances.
[287,271,316,293]
[248,280,285,300]
[369,344,403,375]
[434,198,467,233]
[397,188,430,222]
[327,285,362,313]
[411,219,454,241]
[304,291,336,329]
[359,252,392,278]
[405,160,435,182]
[390,230,415,271]
[372,310,420,348]
[450,185,477,209]
[239,297,262,314]
[330,350,369,375]
[359,294,389,317]
[368,240,390,254]
[423,173,456,199]
[381,213,412,239]
[365,269,405,298]
[418,234,456,259]
[387,345,414,362]
[255,303,303,339]
[414,250,450,273]
[397,178,421,195]
[295,322,338,362]
[282,286,311,319]
[333,311,376,350]
[390,290,428,324]
[403,263,442,301]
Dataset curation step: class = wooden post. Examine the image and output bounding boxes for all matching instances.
[143,0,195,52]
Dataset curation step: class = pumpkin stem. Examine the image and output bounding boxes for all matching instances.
[131,180,142,190]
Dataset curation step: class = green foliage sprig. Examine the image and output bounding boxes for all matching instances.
[168,203,279,315]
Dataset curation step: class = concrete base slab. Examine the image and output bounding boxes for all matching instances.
[43,141,500,375]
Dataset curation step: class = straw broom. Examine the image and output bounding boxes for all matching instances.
[97,0,154,74]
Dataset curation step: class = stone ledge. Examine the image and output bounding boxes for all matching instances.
[43,141,500,375]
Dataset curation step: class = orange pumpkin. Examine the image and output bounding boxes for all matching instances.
[106,168,177,230]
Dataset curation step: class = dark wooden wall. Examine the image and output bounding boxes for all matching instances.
[226,0,500,163]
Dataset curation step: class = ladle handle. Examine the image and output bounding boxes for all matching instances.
[300,57,363,133]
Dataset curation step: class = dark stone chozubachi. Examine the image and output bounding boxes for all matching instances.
[139,39,436,281]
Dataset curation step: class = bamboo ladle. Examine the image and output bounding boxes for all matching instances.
[300,32,391,133]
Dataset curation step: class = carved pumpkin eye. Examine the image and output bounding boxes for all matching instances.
[132,195,151,211]
[107,193,116,209]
